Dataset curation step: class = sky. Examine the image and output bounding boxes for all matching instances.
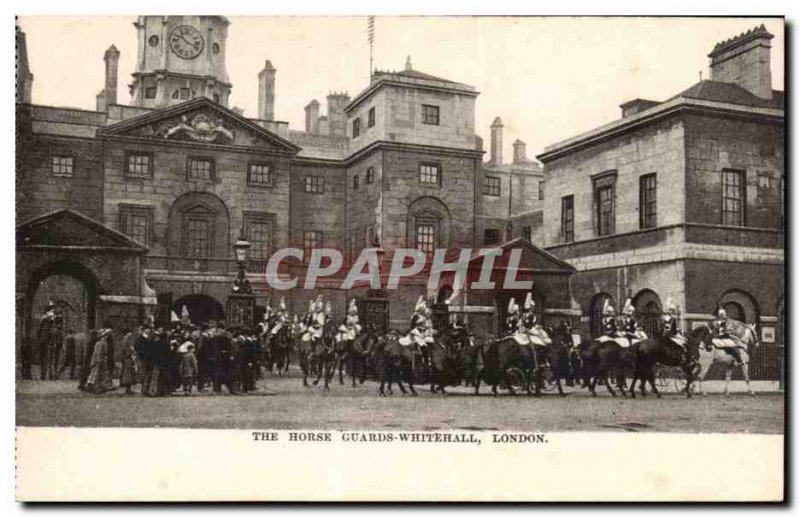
[17,16,784,160]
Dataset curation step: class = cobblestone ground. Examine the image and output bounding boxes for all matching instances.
[16,372,784,433]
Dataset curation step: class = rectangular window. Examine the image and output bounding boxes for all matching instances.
[145,87,157,99]
[248,163,272,186]
[538,181,545,200]
[483,176,501,196]
[247,220,272,262]
[561,195,574,243]
[187,157,214,181]
[639,173,657,229]
[179,88,191,100]
[118,205,153,246]
[596,185,614,236]
[368,107,375,128]
[416,224,435,255]
[304,175,324,194]
[125,152,152,179]
[366,166,374,184]
[484,229,501,246]
[722,169,745,226]
[523,226,532,242]
[422,104,440,125]
[51,156,74,177]
[303,230,323,261]
[352,118,361,138]
[419,163,441,185]
[353,174,360,190]
[185,218,210,258]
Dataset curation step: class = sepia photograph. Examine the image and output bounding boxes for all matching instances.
[12,11,786,502]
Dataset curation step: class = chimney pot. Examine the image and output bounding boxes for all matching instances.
[305,99,320,134]
[490,117,504,165]
[258,59,276,120]
[512,139,527,164]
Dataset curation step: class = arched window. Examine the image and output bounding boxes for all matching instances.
[633,288,662,336]
[717,289,760,326]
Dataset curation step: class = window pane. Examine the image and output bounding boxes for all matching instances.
[52,156,74,176]
[248,221,271,260]
[303,231,322,260]
[188,158,213,180]
[483,176,501,196]
[186,219,210,257]
[248,163,271,185]
[126,153,151,178]
[420,164,439,184]
[422,105,440,125]
[416,224,435,255]
[562,195,574,242]
[722,170,744,226]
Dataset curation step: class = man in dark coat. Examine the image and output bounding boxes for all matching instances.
[215,323,239,395]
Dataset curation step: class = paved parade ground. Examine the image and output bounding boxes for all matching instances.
[16,374,784,434]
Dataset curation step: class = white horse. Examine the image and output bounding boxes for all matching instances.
[691,323,760,396]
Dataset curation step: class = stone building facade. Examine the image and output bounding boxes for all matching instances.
[16,16,550,345]
[536,25,784,374]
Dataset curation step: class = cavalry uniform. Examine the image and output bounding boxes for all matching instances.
[711,308,744,365]
[506,298,521,335]
[400,296,432,347]
[270,298,290,336]
[512,292,551,348]
[661,298,687,349]
[596,299,632,348]
[620,298,647,346]
[302,296,326,343]
[336,299,362,343]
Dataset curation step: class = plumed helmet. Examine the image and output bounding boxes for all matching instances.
[279,297,287,311]
[622,298,635,316]
[314,295,324,312]
[308,300,315,313]
[445,289,458,306]
[415,295,426,313]
[324,301,332,316]
[602,299,615,316]
[524,292,535,310]
[348,299,358,315]
[508,297,519,314]
[665,298,678,315]
[717,308,727,319]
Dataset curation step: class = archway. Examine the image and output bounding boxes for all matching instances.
[717,289,760,327]
[589,292,614,338]
[173,294,225,325]
[27,260,98,338]
[633,288,662,337]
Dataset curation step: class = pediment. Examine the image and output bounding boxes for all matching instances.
[17,209,147,253]
[467,238,576,273]
[98,97,300,153]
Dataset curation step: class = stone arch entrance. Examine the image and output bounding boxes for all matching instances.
[633,288,662,337]
[173,294,225,325]
[718,289,760,327]
[589,292,614,338]
[26,260,98,339]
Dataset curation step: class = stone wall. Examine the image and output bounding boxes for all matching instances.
[289,161,346,250]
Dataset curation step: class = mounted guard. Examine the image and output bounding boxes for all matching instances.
[301,296,326,343]
[506,297,520,334]
[711,307,745,366]
[596,299,632,348]
[336,299,362,343]
[621,297,648,345]
[270,298,290,336]
[662,298,687,349]
[518,292,552,348]
[400,296,431,347]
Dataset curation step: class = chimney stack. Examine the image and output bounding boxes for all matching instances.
[305,100,320,134]
[326,92,350,137]
[709,24,774,99]
[258,60,276,120]
[512,139,527,164]
[490,117,504,165]
[103,44,120,107]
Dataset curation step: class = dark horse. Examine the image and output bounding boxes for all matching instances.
[428,328,472,394]
[335,325,377,387]
[629,330,701,399]
[264,325,292,376]
[298,321,337,389]
[579,336,635,397]
[473,336,538,396]
[372,331,418,396]
[536,322,574,397]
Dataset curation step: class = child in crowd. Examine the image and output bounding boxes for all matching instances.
[180,343,198,395]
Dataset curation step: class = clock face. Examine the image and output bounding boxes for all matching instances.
[169,25,204,60]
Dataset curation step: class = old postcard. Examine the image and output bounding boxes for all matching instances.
[13,14,785,502]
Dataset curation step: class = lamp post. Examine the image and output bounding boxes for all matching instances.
[228,226,255,328]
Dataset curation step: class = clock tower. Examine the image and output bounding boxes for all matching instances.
[130,16,232,109]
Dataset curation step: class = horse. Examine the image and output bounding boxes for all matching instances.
[371,331,418,396]
[691,323,760,396]
[536,321,574,396]
[335,324,376,387]
[428,328,472,394]
[628,331,700,398]
[472,335,537,396]
[298,321,337,389]
[579,336,635,397]
[265,325,292,376]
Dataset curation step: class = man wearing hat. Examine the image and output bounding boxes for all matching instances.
[506,297,521,335]
[661,298,686,348]
[712,306,743,366]
[37,301,57,380]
